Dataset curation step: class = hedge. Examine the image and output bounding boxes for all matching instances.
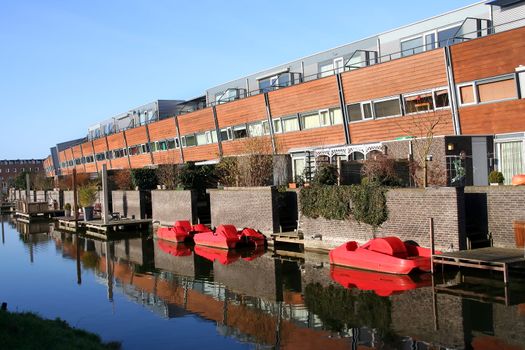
[300,183,388,228]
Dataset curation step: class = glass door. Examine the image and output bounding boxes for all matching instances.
[498,141,524,184]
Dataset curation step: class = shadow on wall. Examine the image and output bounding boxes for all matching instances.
[123,192,128,218]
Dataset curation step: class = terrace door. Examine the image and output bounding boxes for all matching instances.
[498,141,524,184]
[472,137,488,186]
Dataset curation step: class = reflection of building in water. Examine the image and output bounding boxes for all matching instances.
[49,233,525,350]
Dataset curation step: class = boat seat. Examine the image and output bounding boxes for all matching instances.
[215,225,239,240]
[364,237,408,259]
[345,241,358,251]
[175,220,192,232]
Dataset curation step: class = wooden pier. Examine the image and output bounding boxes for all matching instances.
[271,231,304,245]
[432,247,525,284]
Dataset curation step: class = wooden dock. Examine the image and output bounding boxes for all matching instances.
[271,231,304,245]
[84,218,151,233]
[56,217,84,233]
[432,247,525,284]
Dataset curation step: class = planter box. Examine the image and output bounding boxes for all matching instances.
[151,190,198,226]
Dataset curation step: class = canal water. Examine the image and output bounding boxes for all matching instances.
[1,216,525,350]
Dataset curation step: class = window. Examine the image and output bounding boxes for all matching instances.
[425,32,436,51]
[459,85,475,104]
[129,146,139,156]
[348,103,362,122]
[150,142,158,152]
[220,128,232,141]
[248,121,269,137]
[196,133,207,146]
[282,116,300,132]
[373,98,401,118]
[319,109,330,126]
[518,68,525,98]
[233,125,247,139]
[185,135,197,147]
[166,139,175,150]
[259,74,292,92]
[158,140,168,151]
[319,62,334,78]
[216,89,239,104]
[405,92,434,113]
[300,112,320,130]
[438,25,461,47]
[273,119,282,133]
[362,103,373,119]
[206,131,218,143]
[401,37,424,57]
[330,108,343,125]
[434,89,450,108]
[477,77,516,103]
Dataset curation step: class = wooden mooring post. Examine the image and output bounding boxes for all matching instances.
[429,217,435,274]
[73,169,78,231]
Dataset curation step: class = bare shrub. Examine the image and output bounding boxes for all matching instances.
[361,154,401,186]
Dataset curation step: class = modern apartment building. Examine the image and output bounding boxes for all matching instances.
[45,0,525,185]
[0,159,45,193]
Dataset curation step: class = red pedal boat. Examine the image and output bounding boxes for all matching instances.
[193,224,267,250]
[330,265,432,296]
[329,237,435,275]
[156,220,212,243]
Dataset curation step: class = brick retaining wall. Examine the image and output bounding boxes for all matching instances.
[151,190,197,226]
[208,187,279,234]
[300,187,466,252]
[465,186,525,248]
[112,190,151,219]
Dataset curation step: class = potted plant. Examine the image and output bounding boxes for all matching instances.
[488,171,504,186]
[78,184,98,221]
[64,203,72,217]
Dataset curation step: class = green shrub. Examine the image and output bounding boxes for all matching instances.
[130,168,158,190]
[300,183,388,227]
[313,163,338,186]
[488,170,504,184]
[78,185,98,208]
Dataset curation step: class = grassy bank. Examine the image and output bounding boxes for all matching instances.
[0,310,120,349]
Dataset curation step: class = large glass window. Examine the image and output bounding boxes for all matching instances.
[273,119,282,133]
[348,104,362,122]
[300,112,320,130]
[233,125,247,139]
[196,133,207,146]
[319,62,334,78]
[330,108,343,125]
[282,116,300,132]
[185,135,197,147]
[401,37,424,57]
[373,98,401,118]
[158,140,168,151]
[477,78,516,103]
[167,139,176,149]
[248,122,265,137]
[434,89,450,108]
[220,128,232,141]
[405,92,434,113]
[438,25,461,47]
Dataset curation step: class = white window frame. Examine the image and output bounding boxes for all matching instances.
[372,96,403,119]
[281,115,301,133]
[272,118,282,134]
[318,109,331,127]
[433,87,451,110]
[233,124,248,140]
[361,101,374,120]
[457,82,477,106]
[205,131,212,144]
[220,127,232,141]
[291,156,306,182]
[181,136,186,148]
[333,57,344,74]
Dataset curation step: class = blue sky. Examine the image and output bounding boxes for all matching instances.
[0,0,476,159]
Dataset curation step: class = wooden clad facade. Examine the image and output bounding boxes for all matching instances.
[124,126,149,146]
[268,76,340,116]
[215,94,267,128]
[276,126,346,153]
[183,144,220,162]
[178,108,216,135]
[451,26,525,83]
[459,99,525,135]
[148,118,177,142]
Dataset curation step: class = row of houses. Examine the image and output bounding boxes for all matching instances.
[44,0,525,185]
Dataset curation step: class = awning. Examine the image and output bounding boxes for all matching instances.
[486,0,524,8]
[195,159,220,166]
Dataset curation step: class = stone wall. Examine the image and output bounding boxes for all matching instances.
[465,186,525,248]
[208,187,279,234]
[151,190,197,226]
[112,190,151,219]
[300,187,466,252]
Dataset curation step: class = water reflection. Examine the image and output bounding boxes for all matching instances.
[3,216,525,350]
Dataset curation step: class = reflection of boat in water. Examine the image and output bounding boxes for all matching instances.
[329,237,435,274]
[194,245,241,265]
[241,246,266,261]
[157,240,192,257]
[330,265,432,297]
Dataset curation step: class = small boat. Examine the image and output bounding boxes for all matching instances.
[512,174,525,186]
[329,237,435,275]
[330,265,432,296]
[157,240,192,257]
[194,245,241,265]
[193,224,267,250]
[156,220,212,243]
